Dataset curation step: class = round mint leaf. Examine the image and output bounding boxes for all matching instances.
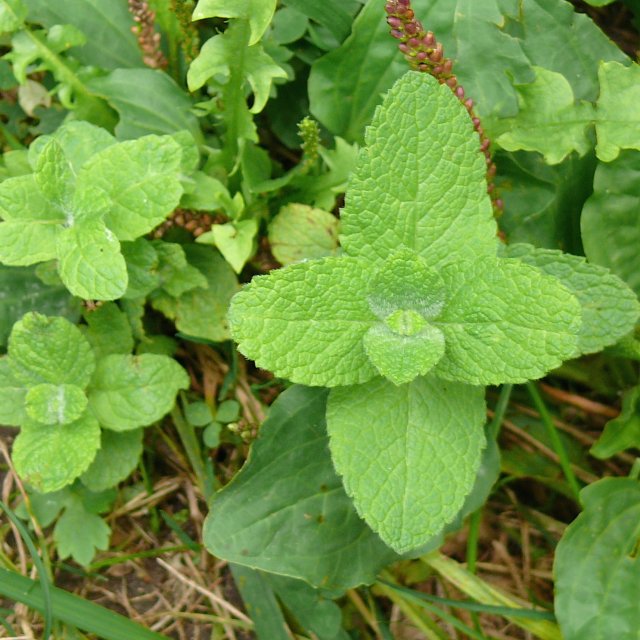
[25,383,87,425]
[363,323,445,385]
[367,250,446,321]
[8,313,95,387]
[12,413,101,493]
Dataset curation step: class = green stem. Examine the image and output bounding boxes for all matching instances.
[487,383,513,441]
[526,381,582,501]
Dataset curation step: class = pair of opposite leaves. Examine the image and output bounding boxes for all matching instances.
[227,72,639,553]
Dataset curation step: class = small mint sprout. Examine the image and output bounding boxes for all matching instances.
[384,309,428,337]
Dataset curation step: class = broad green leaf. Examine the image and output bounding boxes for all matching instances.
[87,69,202,143]
[269,204,339,266]
[595,62,640,162]
[197,220,258,274]
[56,221,128,301]
[25,383,87,426]
[88,354,189,431]
[82,302,134,359]
[18,488,69,528]
[591,386,640,459]
[203,386,398,591]
[0,0,27,33]
[22,0,143,69]
[8,313,95,388]
[503,244,640,356]
[121,239,160,299]
[12,412,101,492]
[29,121,116,173]
[74,135,183,241]
[153,241,208,297]
[0,358,27,426]
[581,151,640,296]
[327,376,486,552]
[340,72,496,268]
[81,429,144,492]
[496,150,596,254]
[554,478,640,640]
[433,258,581,385]
[53,499,110,566]
[281,0,356,43]
[187,31,287,112]
[192,0,277,45]
[0,265,80,347]
[229,256,378,387]
[495,67,595,164]
[150,245,238,343]
[266,574,348,640]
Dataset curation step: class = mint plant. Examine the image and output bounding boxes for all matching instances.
[229,70,640,552]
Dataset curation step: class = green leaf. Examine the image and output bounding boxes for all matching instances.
[340,72,496,268]
[229,256,378,387]
[554,478,640,640]
[495,67,595,164]
[22,0,144,69]
[0,358,27,426]
[56,221,128,301]
[281,0,355,43]
[54,499,110,566]
[591,386,640,459]
[203,386,398,591]
[82,302,134,359]
[29,120,116,174]
[581,151,640,296]
[197,220,258,274]
[25,383,87,426]
[192,0,277,45]
[81,429,144,492]
[88,354,189,431]
[0,265,80,348]
[187,31,287,112]
[327,376,486,552]
[8,313,95,388]
[0,0,27,33]
[153,241,208,297]
[19,488,69,528]
[432,258,581,385]
[595,62,640,162]
[503,244,640,356]
[268,204,339,266]
[75,135,183,241]
[150,246,238,343]
[12,412,101,492]
[87,69,202,143]
[35,139,76,213]
[121,239,160,299]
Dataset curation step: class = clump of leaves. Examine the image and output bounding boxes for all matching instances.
[227,71,640,552]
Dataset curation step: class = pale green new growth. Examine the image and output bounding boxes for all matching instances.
[228,70,639,552]
[0,121,186,300]
[25,383,88,426]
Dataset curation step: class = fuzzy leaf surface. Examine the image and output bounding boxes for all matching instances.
[82,302,134,359]
[229,256,378,387]
[8,313,95,388]
[75,135,183,241]
[340,72,496,268]
[504,244,640,355]
[81,429,144,492]
[88,354,189,431]
[152,242,208,298]
[204,386,398,590]
[581,151,640,296]
[433,258,581,384]
[12,412,101,492]
[327,376,486,552]
[25,383,87,426]
[0,359,27,426]
[554,478,640,640]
